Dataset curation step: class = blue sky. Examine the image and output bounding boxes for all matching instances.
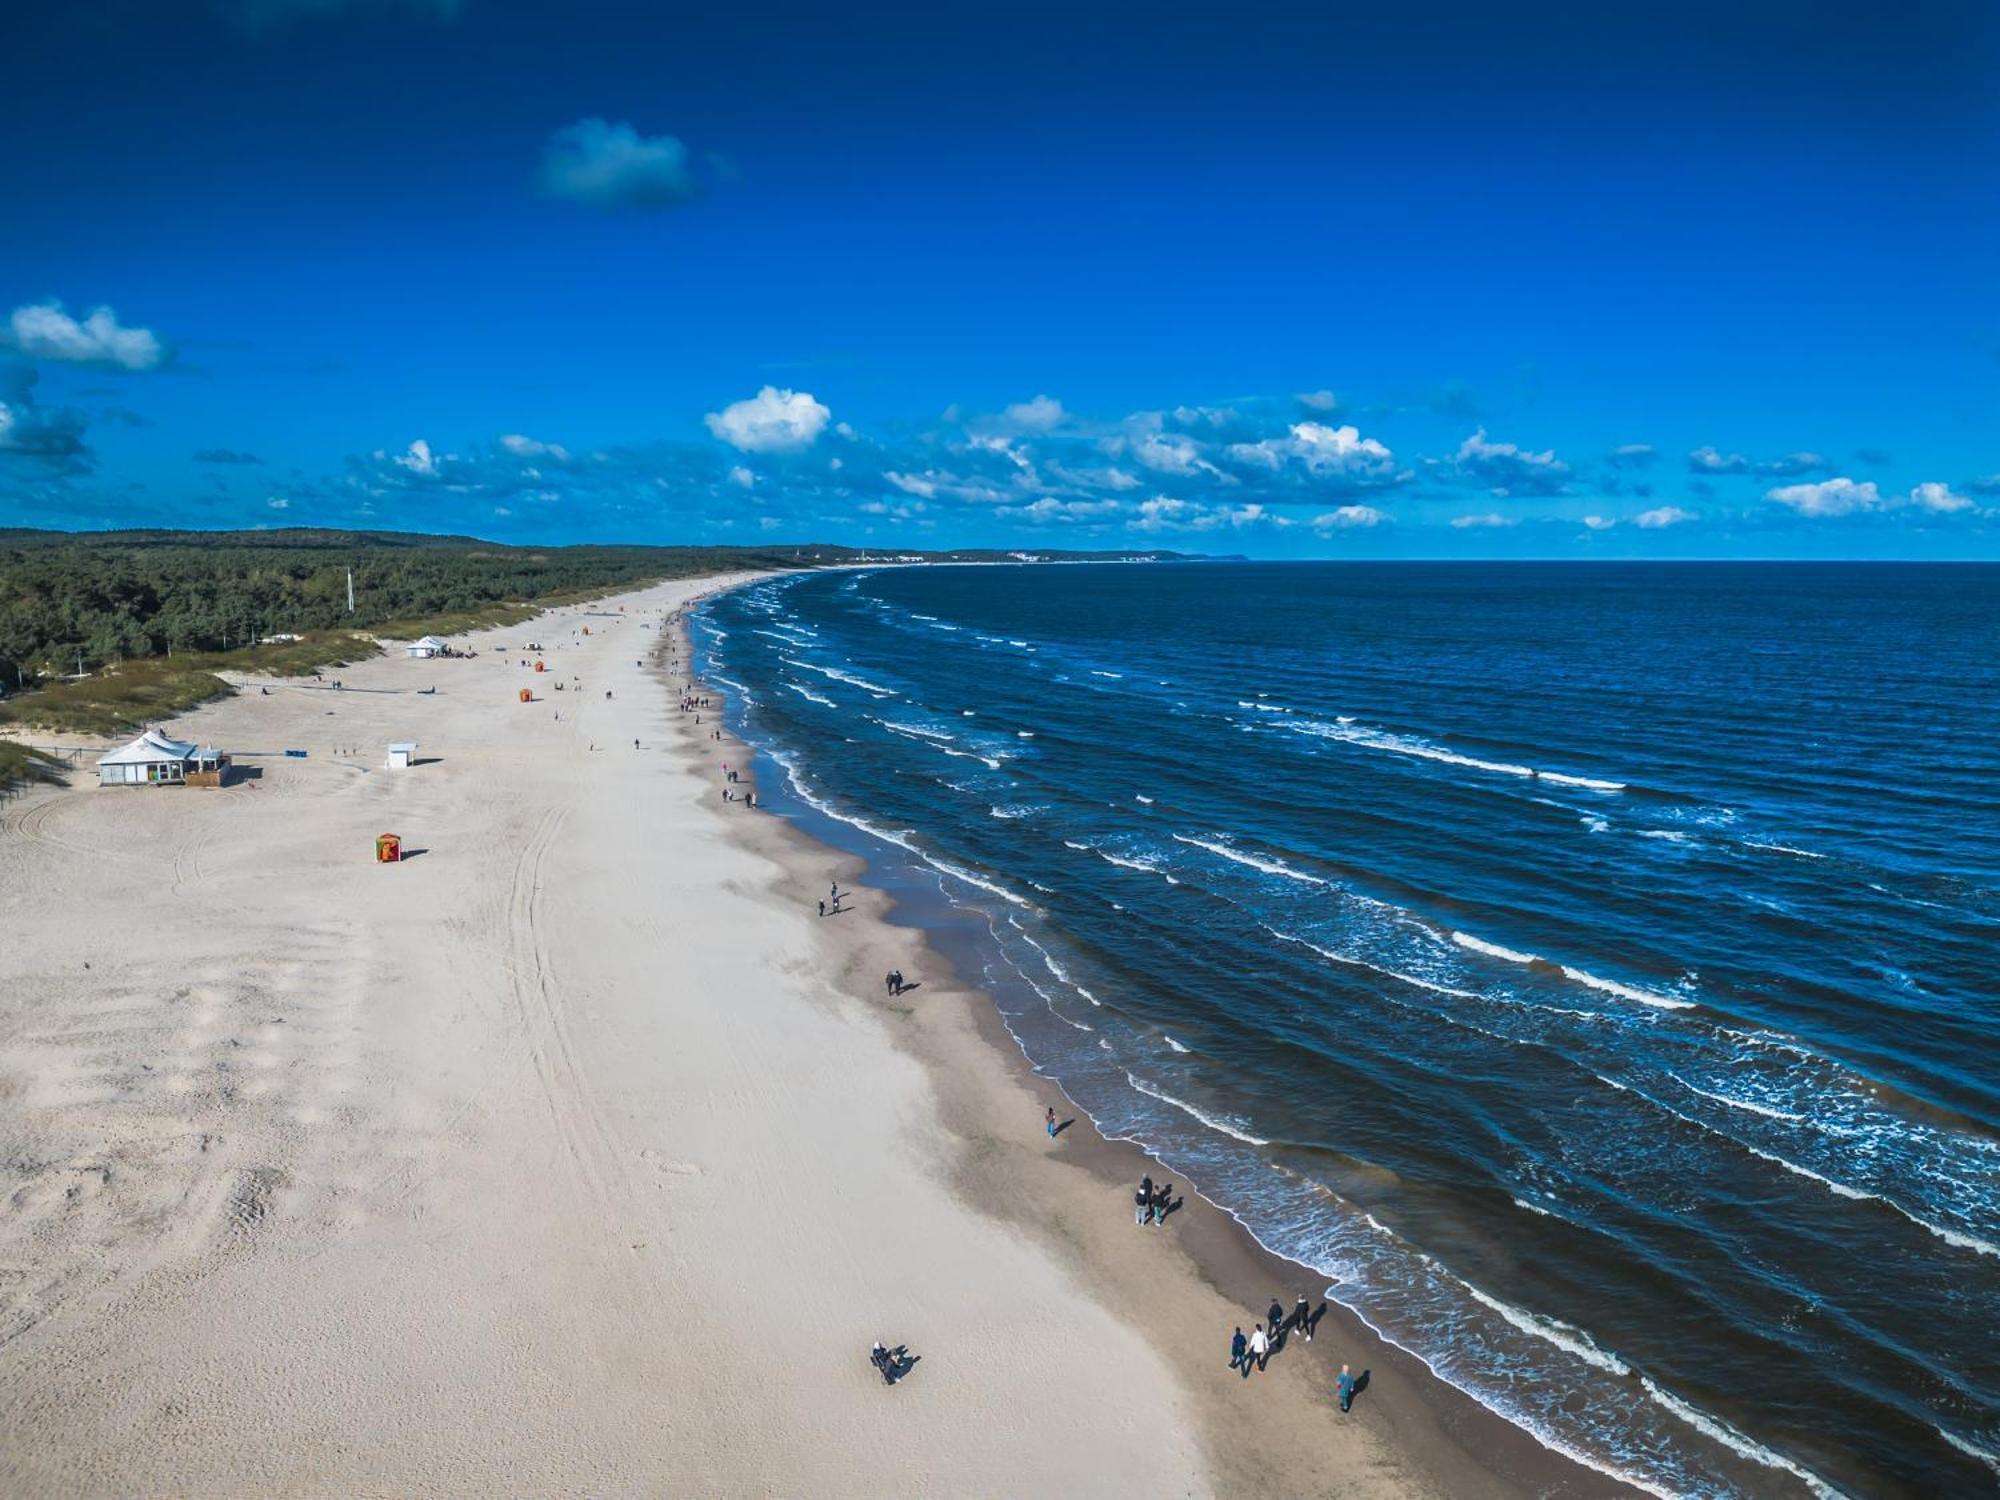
[3,0,1998,556]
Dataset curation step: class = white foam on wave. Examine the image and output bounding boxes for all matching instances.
[881,719,951,742]
[1123,1071,1269,1145]
[769,746,1031,912]
[1638,829,1691,844]
[709,672,750,692]
[1559,966,1694,1011]
[1465,1285,1631,1377]
[781,655,898,696]
[1513,1196,1554,1217]
[1737,1140,1999,1256]
[1451,930,1539,966]
[1289,718,1627,793]
[1135,794,1154,804]
[1017,730,1035,738]
[1582,816,1610,834]
[1093,847,1180,884]
[1238,699,1292,713]
[924,852,1032,908]
[881,721,1002,769]
[1939,1428,2000,1477]
[1670,1074,1805,1122]
[1265,924,1479,1000]
[1092,670,1123,679]
[784,683,836,707]
[1745,840,1826,860]
[1451,932,1693,1011]
[1163,1034,1190,1053]
[989,804,1035,820]
[1173,834,1327,886]
[1639,1377,1845,1499]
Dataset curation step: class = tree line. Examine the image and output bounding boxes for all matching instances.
[0,530,799,689]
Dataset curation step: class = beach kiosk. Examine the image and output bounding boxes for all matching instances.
[376,833,403,863]
[405,635,448,659]
[96,729,227,787]
[387,741,417,770]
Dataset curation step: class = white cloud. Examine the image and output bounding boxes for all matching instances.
[1295,389,1338,412]
[1455,429,1570,494]
[1688,445,1749,475]
[1450,511,1517,528]
[539,119,700,209]
[705,386,831,453]
[8,301,166,370]
[266,496,291,510]
[392,438,440,476]
[1635,505,1696,529]
[1129,431,1221,479]
[728,465,755,489]
[1754,451,1829,478]
[500,433,570,460]
[1764,477,1882,517]
[1606,444,1655,469]
[884,471,938,498]
[1313,505,1386,530]
[1910,481,1973,514]
[1581,515,1616,530]
[1002,497,1123,523]
[1002,394,1066,431]
[1228,422,1400,488]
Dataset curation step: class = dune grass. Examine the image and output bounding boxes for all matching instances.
[0,742,67,795]
[0,633,372,737]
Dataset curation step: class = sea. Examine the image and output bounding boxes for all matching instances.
[691,561,2000,1499]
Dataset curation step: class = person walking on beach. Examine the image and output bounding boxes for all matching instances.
[1045,1106,1058,1140]
[1229,1326,1248,1372]
[1135,1175,1153,1225]
[1268,1298,1286,1340]
[884,971,897,997]
[818,899,826,918]
[1294,1294,1313,1341]
[1248,1323,1270,1375]
[1336,1364,1358,1413]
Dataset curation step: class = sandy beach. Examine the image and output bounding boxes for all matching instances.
[0,573,1620,1497]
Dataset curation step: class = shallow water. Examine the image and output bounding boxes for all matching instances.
[695,561,2000,1498]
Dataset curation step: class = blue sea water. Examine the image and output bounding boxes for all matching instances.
[694,561,2000,1499]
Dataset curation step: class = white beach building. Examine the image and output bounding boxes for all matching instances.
[96,729,226,787]
[405,635,449,659]
[386,741,417,769]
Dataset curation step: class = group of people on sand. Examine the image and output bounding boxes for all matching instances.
[1133,1174,1179,1226]
[883,969,909,996]
[1226,1296,1362,1410]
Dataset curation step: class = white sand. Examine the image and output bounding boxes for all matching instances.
[0,577,1210,1496]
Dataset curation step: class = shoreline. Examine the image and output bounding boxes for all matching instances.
[670,579,1639,1499]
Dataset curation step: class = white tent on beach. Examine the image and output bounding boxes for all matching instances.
[96,729,226,787]
[405,635,449,659]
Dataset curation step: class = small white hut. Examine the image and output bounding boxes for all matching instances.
[96,729,226,787]
[405,635,449,659]
[386,741,417,769]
